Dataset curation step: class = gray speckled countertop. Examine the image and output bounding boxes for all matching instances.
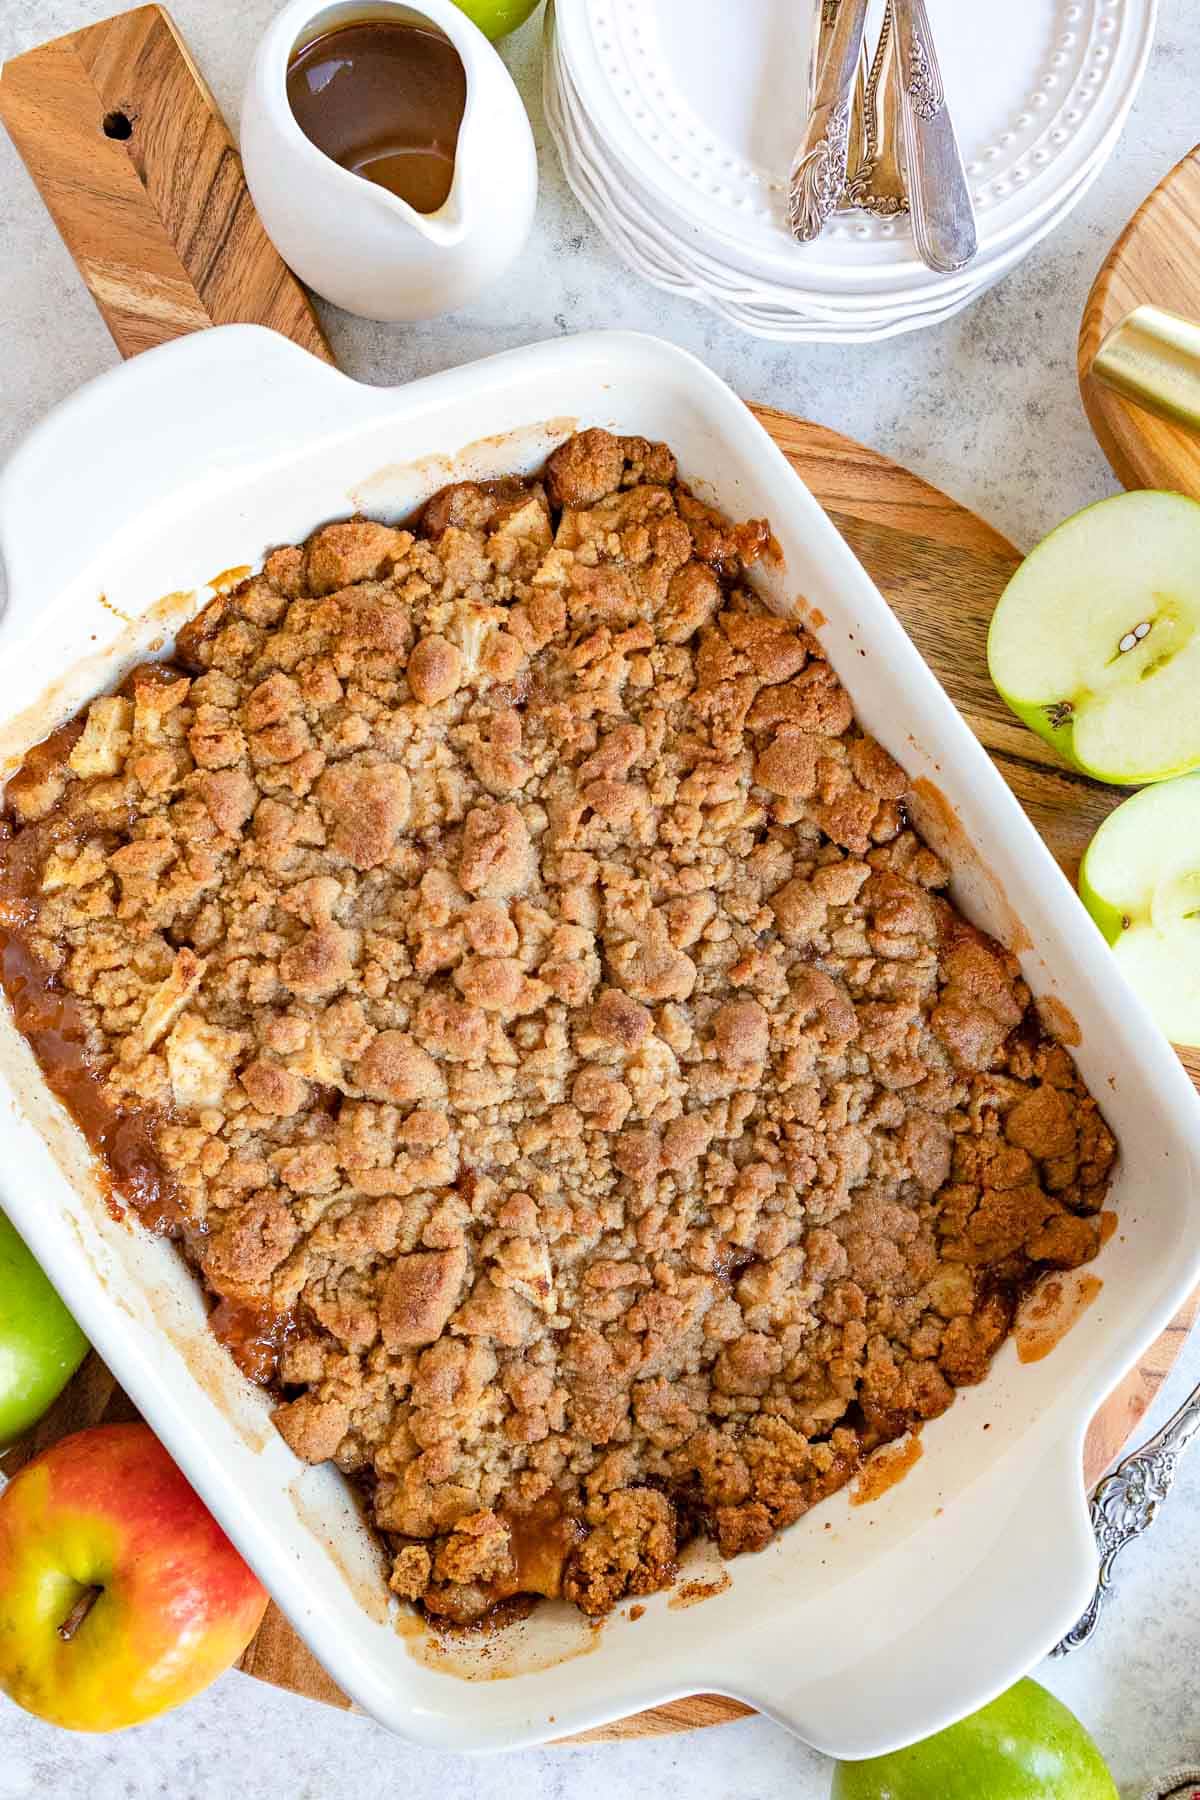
[2,3,1200,1795]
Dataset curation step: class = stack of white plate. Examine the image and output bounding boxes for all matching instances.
[545,0,1157,343]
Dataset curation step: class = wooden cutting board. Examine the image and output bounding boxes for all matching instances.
[1079,140,1200,493]
[2,2,1198,1744]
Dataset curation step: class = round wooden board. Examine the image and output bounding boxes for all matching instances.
[4,404,1197,1743]
[1079,141,1200,494]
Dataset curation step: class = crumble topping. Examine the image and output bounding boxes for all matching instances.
[0,429,1116,1622]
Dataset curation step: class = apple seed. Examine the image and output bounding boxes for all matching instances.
[1117,621,1153,655]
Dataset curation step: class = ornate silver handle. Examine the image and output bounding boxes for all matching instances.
[789,0,872,241]
[842,0,909,219]
[1053,1377,1200,1655]
[892,0,977,272]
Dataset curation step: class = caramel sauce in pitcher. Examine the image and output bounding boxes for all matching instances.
[287,19,467,214]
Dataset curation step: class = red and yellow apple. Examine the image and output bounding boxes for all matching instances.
[0,1422,268,1730]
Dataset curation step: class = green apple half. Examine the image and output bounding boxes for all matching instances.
[988,490,1200,783]
[1080,772,1200,1045]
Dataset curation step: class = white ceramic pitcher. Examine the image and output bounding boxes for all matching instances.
[241,0,537,322]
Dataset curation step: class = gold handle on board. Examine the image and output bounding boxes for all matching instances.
[1090,304,1200,437]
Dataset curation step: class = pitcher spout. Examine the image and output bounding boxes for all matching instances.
[380,179,469,249]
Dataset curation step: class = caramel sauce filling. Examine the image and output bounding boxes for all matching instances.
[0,741,182,1231]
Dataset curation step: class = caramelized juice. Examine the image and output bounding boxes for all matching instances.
[286,19,467,214]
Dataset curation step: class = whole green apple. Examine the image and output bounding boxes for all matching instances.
[0,1209,88,1451]
[452,0,542,41]
[831,1680,1118,1800]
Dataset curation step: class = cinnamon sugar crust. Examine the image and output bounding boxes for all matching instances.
[0,429,1116,1622]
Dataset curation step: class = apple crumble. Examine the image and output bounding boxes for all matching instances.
[0,429,1116,1622]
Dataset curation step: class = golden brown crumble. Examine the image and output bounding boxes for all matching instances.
[0,428,1116,1622]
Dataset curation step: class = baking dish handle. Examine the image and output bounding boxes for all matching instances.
[724,1429,1096,1762]
[0,326,372,637]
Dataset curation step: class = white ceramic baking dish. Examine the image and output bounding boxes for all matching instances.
[1,327,1198,1758]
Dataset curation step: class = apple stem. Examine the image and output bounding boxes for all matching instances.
[57,1584,102,1642]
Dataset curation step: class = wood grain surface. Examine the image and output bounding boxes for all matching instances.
[1079,140,1200,494]
[0,5,330,361]
[1,3,1196,1743]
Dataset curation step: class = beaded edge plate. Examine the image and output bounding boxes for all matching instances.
[555,0,1157,291]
